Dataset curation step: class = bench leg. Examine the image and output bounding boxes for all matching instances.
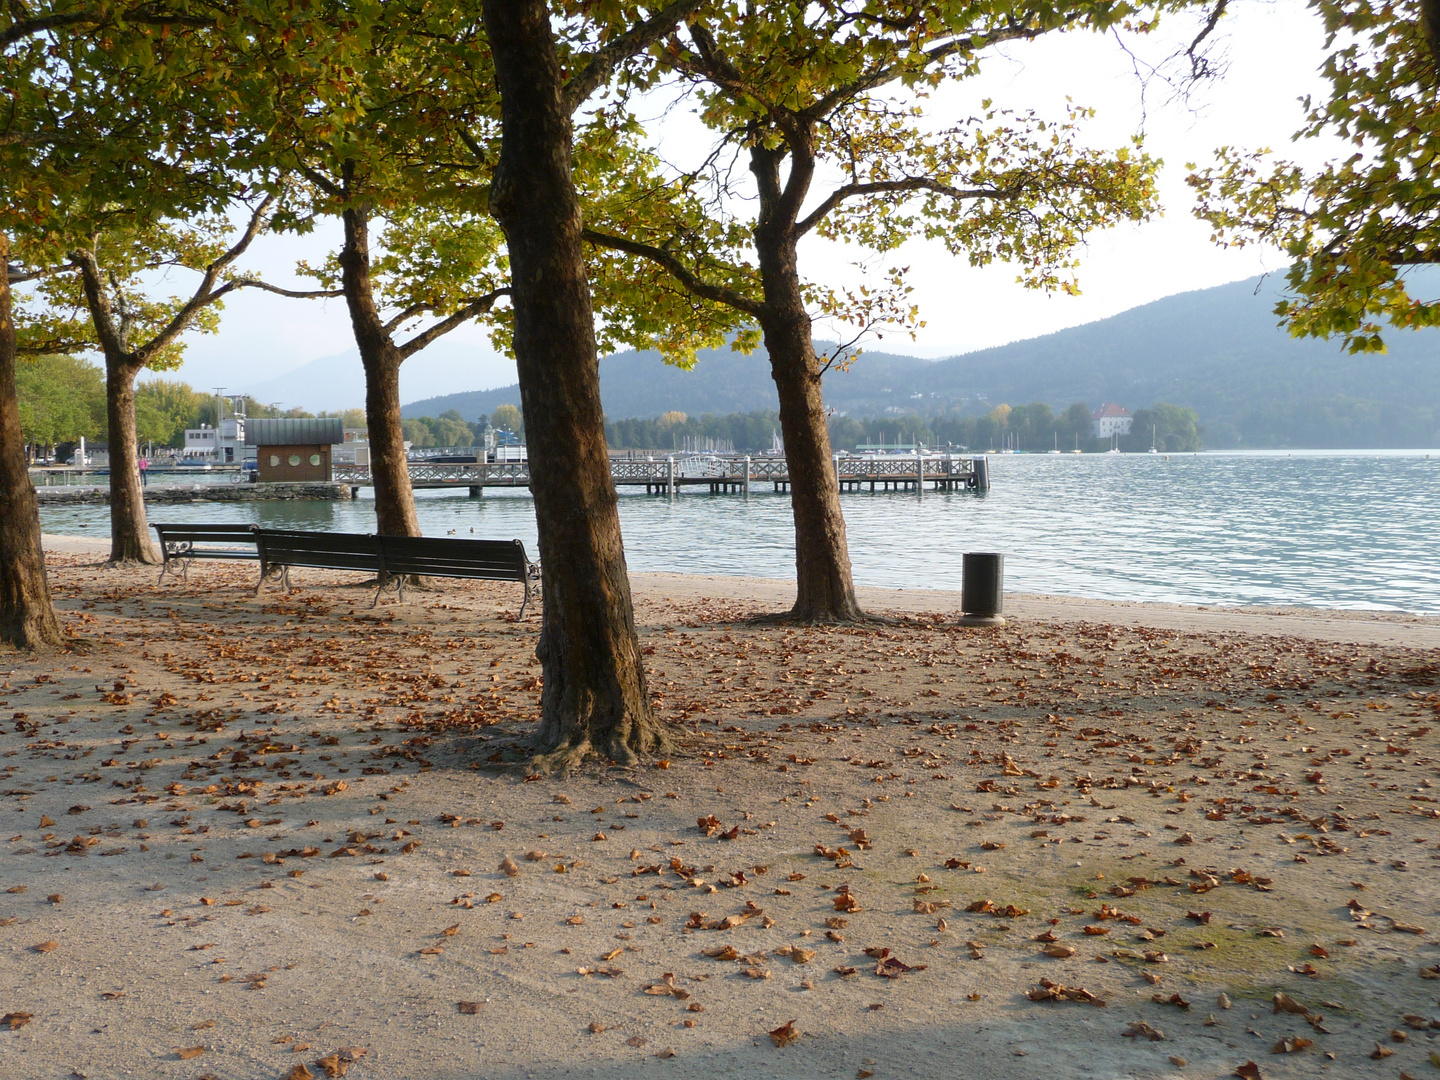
[371,574,402,609]
[254,564,286,597]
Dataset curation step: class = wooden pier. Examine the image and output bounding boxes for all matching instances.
[332,454,989,496]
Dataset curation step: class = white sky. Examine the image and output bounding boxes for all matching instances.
[172,1,1339,405]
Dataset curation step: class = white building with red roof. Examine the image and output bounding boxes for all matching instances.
[1091,403,1133,439]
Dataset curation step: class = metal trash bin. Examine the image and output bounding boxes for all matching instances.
[960,552,1004,626]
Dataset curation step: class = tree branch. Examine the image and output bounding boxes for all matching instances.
[395,287,510,360]
[801,22,1044,122]
[0,4,215,48]
[796,177,1020,236]
[231,280,345,300]
[563,0,706,114]
[582,227,763,318]
[137,193,276,362]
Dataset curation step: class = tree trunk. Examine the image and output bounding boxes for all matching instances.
[751,145,863,622]
[0,235,64,649]
[338,204,419,538]
[104,359,158,564]
[757,298,864,622]
[483,0,661,768]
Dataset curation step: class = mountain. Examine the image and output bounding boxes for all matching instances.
[242,339,517,413]
[402,273,1440,447]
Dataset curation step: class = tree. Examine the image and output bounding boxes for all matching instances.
[16,202,289,563]
[16,354,106,453]
[135,379,206,448]
[0,240,63,648]
[584,1,1165,621]
[1189,0,1439,351]
[490,404,524,436]
[481,0,704,767]
[1128,403,1202,451]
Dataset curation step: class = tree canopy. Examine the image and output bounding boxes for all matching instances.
[1190,0,1440,352]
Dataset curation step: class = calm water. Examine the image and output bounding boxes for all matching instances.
[38,451,1440,614]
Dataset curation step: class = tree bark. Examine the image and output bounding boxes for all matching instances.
[338,204,420,538]
[483,0,662,768]
[104,358,158,564]
[751,145,864,622]
[0,234,64,649]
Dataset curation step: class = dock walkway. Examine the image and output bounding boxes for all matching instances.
[332,454,989,496]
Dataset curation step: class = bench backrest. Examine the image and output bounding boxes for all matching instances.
[255,529,382,572]
[154,523,259,546]
[379,535,531,580]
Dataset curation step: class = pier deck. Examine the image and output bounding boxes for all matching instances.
[332,454,989,495]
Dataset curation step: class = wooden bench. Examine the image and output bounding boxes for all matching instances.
[253,530,383,597]
[153,523,260,583]
[377,535,540,616]
[253,530,540,615]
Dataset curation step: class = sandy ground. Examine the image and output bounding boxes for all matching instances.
[0,537,1437,1080]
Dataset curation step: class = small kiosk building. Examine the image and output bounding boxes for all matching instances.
[245,418,344,482]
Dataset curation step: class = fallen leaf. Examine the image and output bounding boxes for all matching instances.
[1234,1062,1263,1080]
[32,941,58,954]
[175,1047,206,1060]
[2,1012,32,1030]
[769,1020,800,1048]
[1271,1036,1312,1054]
[457,1002,482,1015]
[1123,1020,1165,1041]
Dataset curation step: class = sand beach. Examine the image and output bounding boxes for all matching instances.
[1,536,1437,1080]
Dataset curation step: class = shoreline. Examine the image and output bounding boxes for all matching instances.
[43,533,1440,648]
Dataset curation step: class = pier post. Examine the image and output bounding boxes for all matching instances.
[666,456,675,498]
[972,456,989,492]
[833,454,840,492]
[743,456,750,499]
[468,485,482,498]
[916,454,924,497]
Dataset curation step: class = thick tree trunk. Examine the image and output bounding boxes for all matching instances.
[362,352,419,537]
[483,0,661,768]
[339,205,419,538]
[104,359,158,564]
[0,236,64,649]
[757,301,864,622]
[751,142,863,622]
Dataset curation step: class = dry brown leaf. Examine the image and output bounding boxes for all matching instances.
[2,1012,33,1030]
[1234,1062,1263,1080]
[457,1002,482,1015]
[769,1020,800,1048]
[175,1046,206,1060]
[499,856,519,877]
[285,1067,315,1080]
[1271,1036,1312,1054]
[32,941,57,954]
[1124,1020,1165,1041]
[1041,944,1076,959]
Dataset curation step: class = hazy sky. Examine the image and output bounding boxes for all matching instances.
[169,2,1341,407]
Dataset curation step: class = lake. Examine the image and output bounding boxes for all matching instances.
[38,450,1440,614]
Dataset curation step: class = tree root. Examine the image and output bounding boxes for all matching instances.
[747,606,894,627]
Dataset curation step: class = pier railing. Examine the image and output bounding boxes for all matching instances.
[333,453,988,494]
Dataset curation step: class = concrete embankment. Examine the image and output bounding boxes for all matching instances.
[33,482,357,505]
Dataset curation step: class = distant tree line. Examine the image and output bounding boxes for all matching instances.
[16,355,362,458]
[401,405,524,449]
[602,402,1203,454]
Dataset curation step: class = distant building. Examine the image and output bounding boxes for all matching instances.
[245,417,343,482]
[183,417,245,463]
[1091,403,1133,439]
